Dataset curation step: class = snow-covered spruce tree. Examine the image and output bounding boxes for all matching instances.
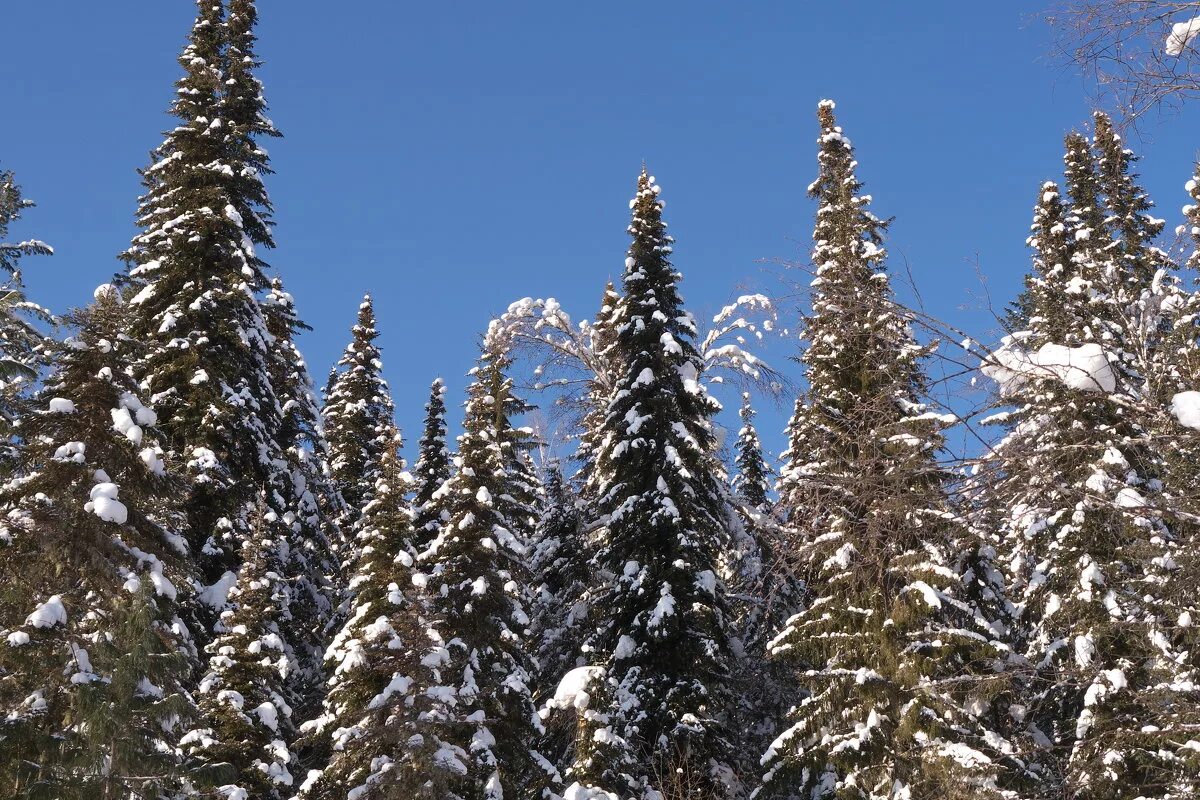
[774,397,805,519]
[0,170,52,279]
[533,281,622,729]
[757,102,1014,800]
[261,279,339,711]
[411,330,552,799]
[0,169,52,465]
[528,460,588,768]
[298,431,437,799]
[731,392,771,512]
[411,378,452,552]
[727,391,781,656]
[185,508,299,800]
[322,294,398,541]
[117,0,281,594]
[220,0,280,254]
[1159,155,1200,789]
[0,290,193,798]
[980,122,1198,799]
[723,392,801,793]
[72,582,194,800]
[573,281,622,497]
[222,0,339,695]
[1091,118,1200,797]
[558,169,736,800]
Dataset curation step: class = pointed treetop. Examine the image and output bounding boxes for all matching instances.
[1063,130,1106,252]
[733,391,771,510]
[1092,109,1167,284]
[412,375,452,531]
[817,97,837,128]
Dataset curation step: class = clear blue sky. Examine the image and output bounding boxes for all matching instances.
[5,1,1200,465]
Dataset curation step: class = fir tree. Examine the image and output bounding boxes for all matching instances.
[758,102,1014,800]
[298,431,434,800]
[561,169,737,800]
[725,392,798,786]
[731,392,771,512]
[322,295,398,539]
[980,120,1199,799]
[410,330,552,799]
[220,0,280,253]
[261,279,339,710]
[185,509,299,799]
[411,377,452,552]
[117,0,282,593]
[0,169,52,461]
[0,291,192,798]
[528,461,588,767]
[573,281,622,497]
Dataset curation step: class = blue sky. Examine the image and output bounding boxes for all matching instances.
[5,1,1200,466]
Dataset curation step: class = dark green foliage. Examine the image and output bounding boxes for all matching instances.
[411,378,452,552]
[732,392,771,511]
[529,461,587,766]
[71,585,194,800]
[0,292,193,798]
[322,295,398,537]
[261,279,340,713]
[298,435,431,799]
[565,169,736,800]
[411,334,550,799]
[981,116,1199,800]
[186,516,298,799]
[117,0,282,587]
[0,170,52,453]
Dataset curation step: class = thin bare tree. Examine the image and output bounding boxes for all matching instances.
[1048,0,1200,121]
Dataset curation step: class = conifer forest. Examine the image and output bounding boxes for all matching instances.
[6,2,1200,799]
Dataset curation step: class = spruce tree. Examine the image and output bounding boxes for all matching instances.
[731,392,771,512]
[725,392,799,786]
[0,169,52,461]
[0,170,52,279]
[411,377,452,552]
[0,291,192,797]
[223,0,339,691]
[757,102,1013,800]
[1161,156,1200,791]
[409,331,551,799]
[261,278,339,709]
[220,0,280,253]
[322,295,398,539]
[298,431,433,800]
[981,120,1199,799]
[532,282,622,731]
[72,583,194,800]
[184,510,299,799]
[561,169,737,800]
[573,281,622,497]
[528,460,588,768]
[117,0,282,594]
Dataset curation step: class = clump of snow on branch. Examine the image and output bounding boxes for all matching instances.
[1170,390,1200,430]
[981,335,1116,394]
[1166,16,1200,56]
